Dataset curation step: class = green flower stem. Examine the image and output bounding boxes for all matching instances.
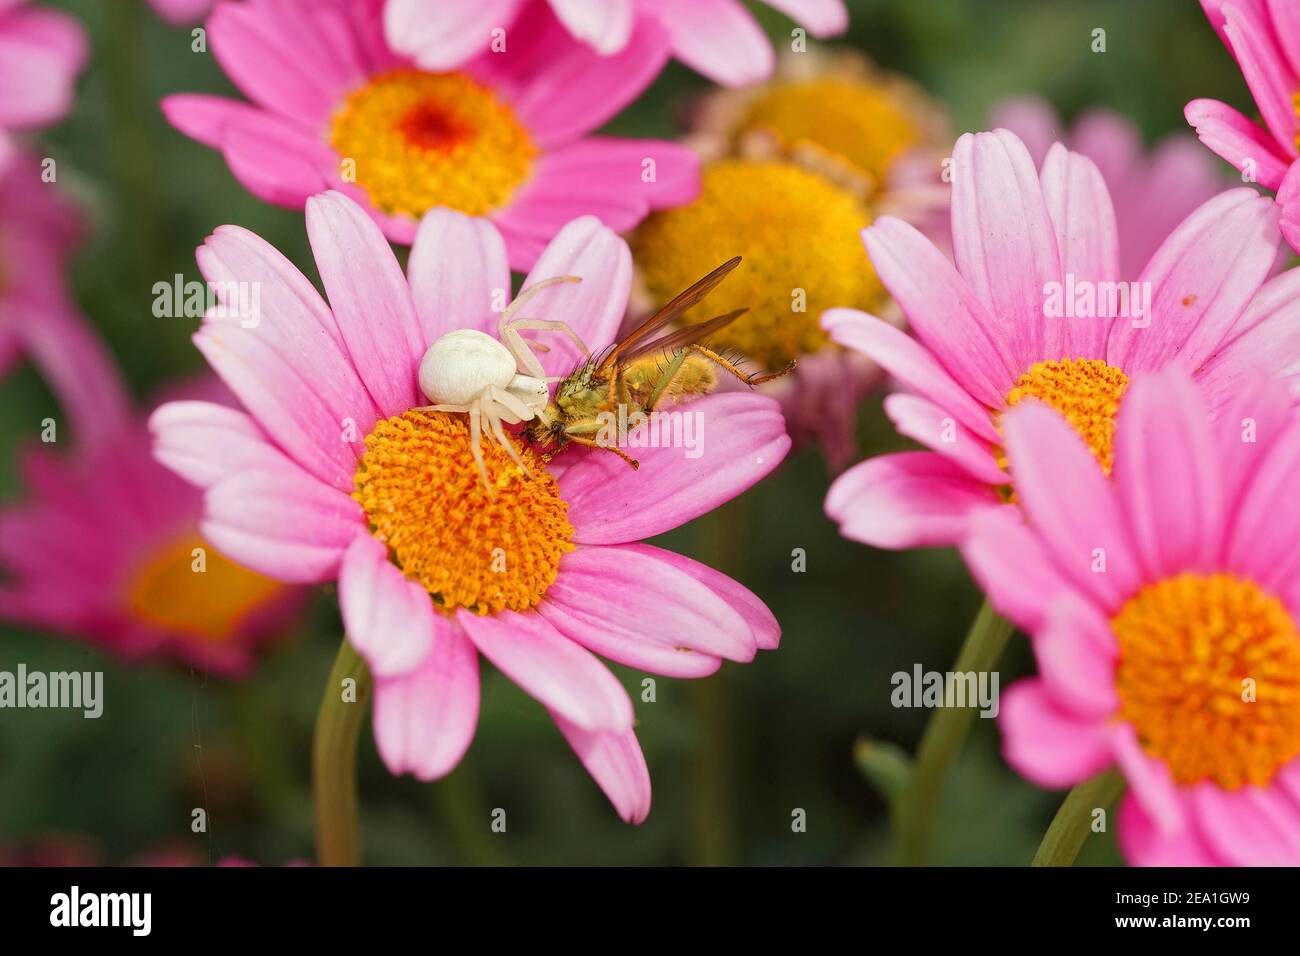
[1031,769,1125,867]
[313,639,372,867]
[894,599,1013,866]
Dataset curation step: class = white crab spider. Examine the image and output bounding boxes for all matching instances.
[414,275,592,493]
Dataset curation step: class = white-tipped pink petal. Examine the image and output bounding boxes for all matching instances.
[539,544,756,676]
[306,191,426,417]
[373,619,480,781]
[548,0,634,54]
[516,216,632,373]
[149,400,288,488]
[550,712,651,824]
[882,393,1006,486]
[761,0,848,36]
[457,608,634,733]
[654,0,773,86]
[825,451,999,550]
[1184,98,1291,189]
[339,534,435,678]
[202,468,365,584]
[383,0,519,70]
[407,208,509,342]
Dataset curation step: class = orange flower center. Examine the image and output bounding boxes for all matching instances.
[125,531,286,644]
[352,411,573,615]
[1113,573,1300,788]
[1004,358,1129,473]
[329,69,537,220]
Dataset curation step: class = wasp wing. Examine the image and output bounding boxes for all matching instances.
[596,256,742,373]
[615,308,749,364]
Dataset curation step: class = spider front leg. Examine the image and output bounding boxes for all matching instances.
[480,396,530,475]
[467,397,493,496]
[498,274,585,377]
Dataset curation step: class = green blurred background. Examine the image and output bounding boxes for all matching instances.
[0,0,1248,865]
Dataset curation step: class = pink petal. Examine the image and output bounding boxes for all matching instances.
[655,0,773,86]
[490,11,670,148]
[1184,97,1291,189]
[457,608,634,733]
[306,191,426,417]
[862,217,1018,406]
[203,467,365,584]
[987,96,1062,167]
[825,451,999,550]
[1192,783,1300,865]
[1107,723,1185,837]
[149,399,289,488]
[1107,189,1279,373]
[998,679,1113,788]
[550,712,651,824]
[539,544,756,675]
[1278,158,1300,255]
[207,0,362,127]
[514,215,631,374]
[822,308,999,443]
[882,393,1006,486]
[1034,594,1119,718]
[0,6,86,129]
[623,543,780,650]
[1113,369,1223,578]
[950,129,1063,371]
[1266,0,1300,77]
[147,0,214,27]
[373,617,480,780]
[959,506,1077,633]
[493,138,699,270]
[1039,144,1120,358]
[407,208,509,342]
[559,393,789,544]
[338,534,435,678]
[1222,2,1298,159]
[383,0,519,70]
[760,0,848,36]
[548,0,634,54]
[1001,400,1141,611]
[1222,410,1300,593]
[1116,793,1220,866]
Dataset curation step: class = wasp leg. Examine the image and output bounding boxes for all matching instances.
[644,349,691,413]
[686,344,796,385]
[567,433,640,470]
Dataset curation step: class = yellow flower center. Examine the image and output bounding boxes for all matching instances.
[352,411,573,615]
[329,69,537,220]
[1113,573,1300,788]
[736,79,919,185]
[126,531,286,644]
[633,159,879,368]
[1004,358,1129,473]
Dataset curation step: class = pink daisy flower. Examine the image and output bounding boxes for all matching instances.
[384,0,848,87]
[161,0,698,269]
[1,376,302,677]
[149,190,789,822]
[0,0,87,170]
[1186,0,1300,252]
[147,0,214,27]
[962,367,1300,866]
[823,128,1287,550]
[0,151,129,448]
[992,96,1227,279]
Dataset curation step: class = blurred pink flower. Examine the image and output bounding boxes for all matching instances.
[149,190,789,822]
[147,0,214,26]
[1186,0,1300,252]
[824,129,1290,550]
[162,0,697,268]
[385,0,847,86]
[0,151,129,448]
[0,0,87,169]
[992,96,1227,279]
[0,375,303,677]
[963,367,1300,866]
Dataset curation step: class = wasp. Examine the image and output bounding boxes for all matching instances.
[524,257,794,466]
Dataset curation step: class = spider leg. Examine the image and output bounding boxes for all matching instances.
[483,398,530,473]
[505,318,592,363]
[412,402,471,414]
[468,397,493,498]
[499,276,582,377]
[486,384,534,424]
